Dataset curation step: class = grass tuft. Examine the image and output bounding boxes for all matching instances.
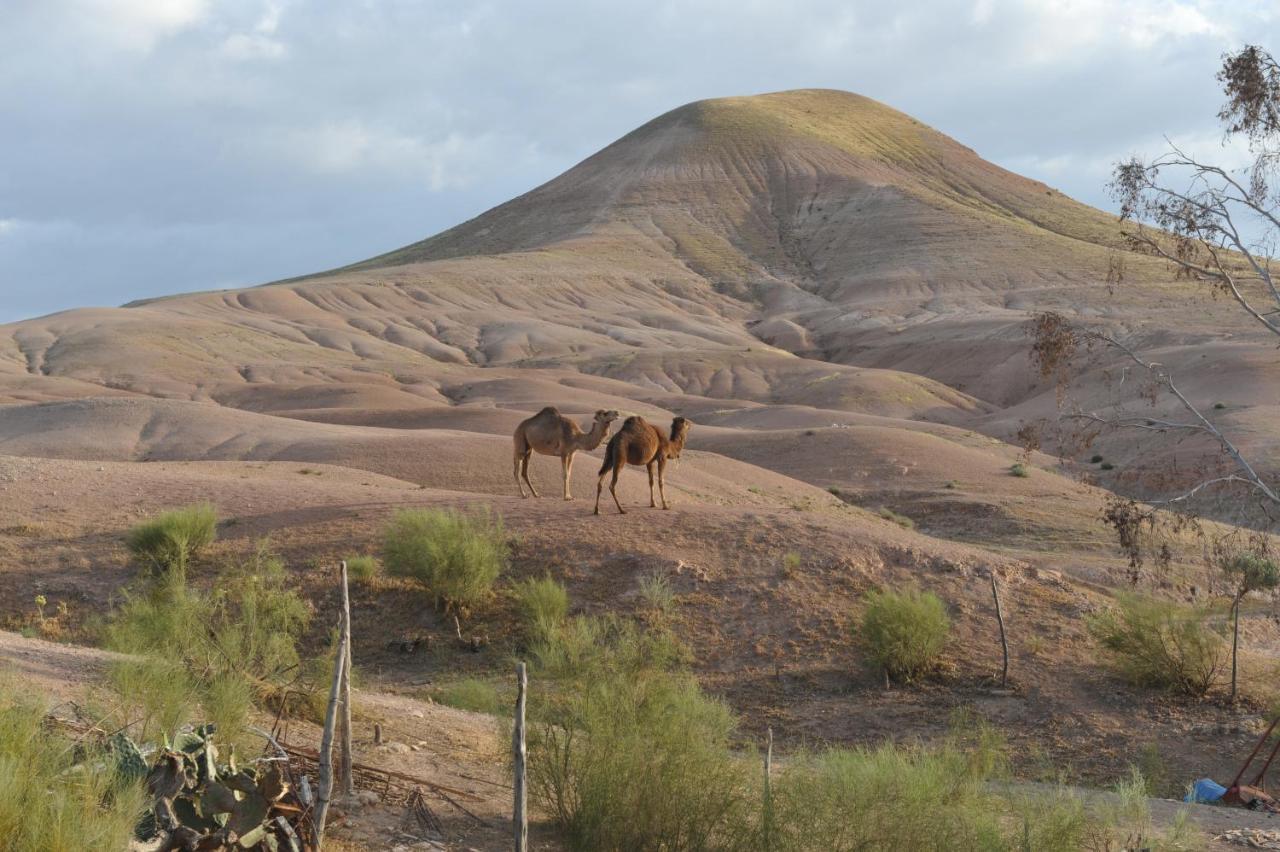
[0,679,148,851]
[876,506,915,529]
[344,554,379,584]
[434,678,503,715]
[512,575,569,644]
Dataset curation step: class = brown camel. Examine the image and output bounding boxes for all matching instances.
[513,407,620,500]
[594,416,692,515]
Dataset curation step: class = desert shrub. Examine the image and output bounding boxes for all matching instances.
[529,668,750,851]
[1009,463,1030,478]
[0,681,148,852]
[771,742,1007,851]
[383,508,506,608]
[1214,402,1227,410]
[435,678,503,715]
[858,587,950,682]
[876,506,915,529]
[105,547,311,740]
[512,575,569,644]
[1088,593,1226,696]
[771,731,1192,852]
[345,554,379,584]
[106,656,197,742]
[125,503,217,575]
[638,570,676,616]
[530,613,687,683]
[1091,454,1105,463]
[1100,461,1115,470]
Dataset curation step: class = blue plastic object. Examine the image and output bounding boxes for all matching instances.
[1185,778,1227,803]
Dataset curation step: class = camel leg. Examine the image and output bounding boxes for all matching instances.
[610,464,626,514]
[521,452,540,498]
[657,456,670,509]
[646,461,657,508]
[594,470,606,515]
[562,452,574,500]
[514,450,526,498]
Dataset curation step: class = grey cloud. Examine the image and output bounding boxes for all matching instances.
[1,0,1276,322]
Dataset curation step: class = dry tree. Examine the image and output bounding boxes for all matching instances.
[1030,45,1280,585]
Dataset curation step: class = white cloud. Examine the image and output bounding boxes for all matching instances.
[250,121,508,191]
[74,0,209,51]
[220,32,287,60]
[219,0,289,61]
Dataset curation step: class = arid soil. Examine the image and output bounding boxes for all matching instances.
[2,89,1279,850]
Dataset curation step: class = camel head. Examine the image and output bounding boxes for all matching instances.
[593,409,621,433]
[668,416,692,458]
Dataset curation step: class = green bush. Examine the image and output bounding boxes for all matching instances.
[529,669,750,851]
[105,547,311,741]
[858,587,951,682]
[1100,462,1115,471]
[530,613,687,683]
[435,678,503,714]
[124,503,217,575]
[771,742,1007,850]
[0,681,148,852]
[1009,463,1030,478]
[345,554,379,584]
[1091,454,1105,463]
[512,575,569,643]
[771,731,1193,852]
[1088,593,1226,696]
[383,508,507,608]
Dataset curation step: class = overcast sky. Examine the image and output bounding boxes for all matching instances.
[1,0,1275,323]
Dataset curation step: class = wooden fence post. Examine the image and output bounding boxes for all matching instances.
[513,661,528,852]
[990,569,1009,688]
[338,560,354,799]
[313,605,349,849]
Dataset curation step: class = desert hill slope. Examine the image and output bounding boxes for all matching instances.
[5,91,1280,845]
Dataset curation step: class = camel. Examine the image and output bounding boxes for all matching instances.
[513,407,620,500]
[594,416,693,515]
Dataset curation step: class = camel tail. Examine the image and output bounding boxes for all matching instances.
[599,434,619,476]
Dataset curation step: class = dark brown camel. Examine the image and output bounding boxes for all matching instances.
[593,416,692,515]
[513,407,619,499]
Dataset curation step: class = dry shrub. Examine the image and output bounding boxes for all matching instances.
[1088,593,1226,696]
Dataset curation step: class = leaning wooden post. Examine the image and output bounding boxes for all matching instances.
[990,569,1009,688]
[338,560,354,798]
[513,662,528,852]
[313,606,349,849]
[762,727,774,849]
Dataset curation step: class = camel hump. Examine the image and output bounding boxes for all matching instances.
[536,406,560,418]
[620,415,645,429]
